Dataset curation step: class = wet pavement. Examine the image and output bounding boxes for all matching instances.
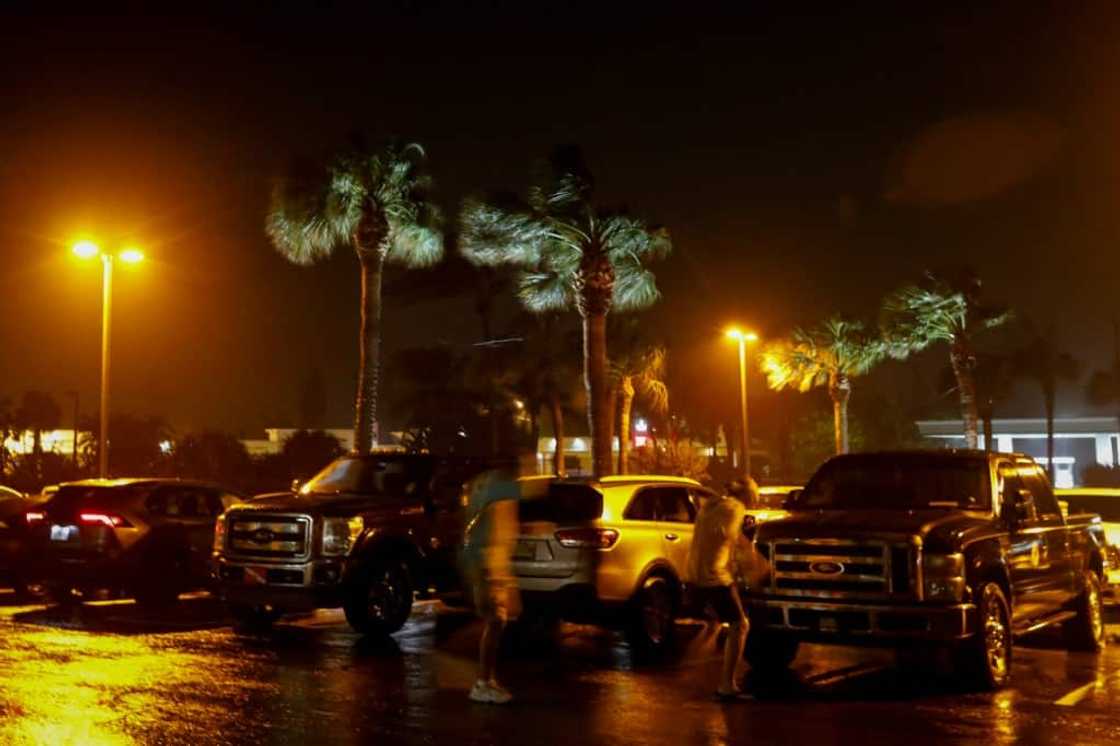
[0,592,1118,745]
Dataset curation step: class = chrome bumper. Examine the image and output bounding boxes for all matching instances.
[748,597,975,641]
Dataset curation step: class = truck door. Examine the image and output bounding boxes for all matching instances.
[1003,462,1070,624]
[1021,464,1077,609]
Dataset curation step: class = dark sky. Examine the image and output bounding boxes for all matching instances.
[2,3,1119,436]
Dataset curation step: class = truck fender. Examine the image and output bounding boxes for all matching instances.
[344,530,425,588]
[965,540,1011,600]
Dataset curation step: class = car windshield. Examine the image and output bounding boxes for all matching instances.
[1063,494,1120,522]
[301,456,431,498]
[797,454,991,511]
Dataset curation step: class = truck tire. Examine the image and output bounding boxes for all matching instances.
[956,581,1012,690]
[1063,570,1106,652]
[744,628,799,673]
[626,575,678,660]
[344,558,414,636]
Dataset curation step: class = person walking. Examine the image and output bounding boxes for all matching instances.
[461,458,523,704]
[686,479,760,701]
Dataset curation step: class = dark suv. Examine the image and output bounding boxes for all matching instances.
[28,479,244,606]
[213,452,481,633]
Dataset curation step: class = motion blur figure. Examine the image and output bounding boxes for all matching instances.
[686,480,758,701]
[461,458,524,704]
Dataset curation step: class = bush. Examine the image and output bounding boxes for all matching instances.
[631,439,710,482]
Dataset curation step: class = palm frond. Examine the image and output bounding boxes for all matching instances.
[763,317,883,394]
[266,176,351,265]
[387,222,444,268]
[518,270,572,312]
[611,262,660,312]
[459,200,547,267]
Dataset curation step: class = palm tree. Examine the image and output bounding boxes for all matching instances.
[1087,320,1120,438]
[938,352,1015,451]
[267,140,443,453]
[881,270,1010,449]
[15,391,61,457]
[761,318,884,454]
[609,320,669,474]
[459,147,671,477]
[1015,328,1079,481]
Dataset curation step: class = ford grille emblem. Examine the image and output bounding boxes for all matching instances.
[809,561,844,575]
[252,528,275,543]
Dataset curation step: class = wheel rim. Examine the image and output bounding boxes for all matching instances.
[983,590,1009,680]
[641,583,671,645]
[366,566,407,622]
[1088,577,1104,643]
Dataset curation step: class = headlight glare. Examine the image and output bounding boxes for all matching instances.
[323,517,363,556]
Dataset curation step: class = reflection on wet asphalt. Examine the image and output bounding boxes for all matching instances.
[0,591,1118,745]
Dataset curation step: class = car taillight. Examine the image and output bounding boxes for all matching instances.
[78,512,131,528]
[25,511,46,525]
[555,527,619,549]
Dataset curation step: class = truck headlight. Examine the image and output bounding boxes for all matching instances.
[213,515,227,552]
[322,517,364,556]
[923,553,965,601]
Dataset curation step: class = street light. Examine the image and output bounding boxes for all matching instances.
[725,327,759,483]
[72,241,144,478]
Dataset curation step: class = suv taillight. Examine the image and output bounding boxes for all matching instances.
[555,527,619,549]
[25,511,45,525]
[78,512,131,528]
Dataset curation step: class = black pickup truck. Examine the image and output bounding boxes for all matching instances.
[212,452,480,633]
[746,451,1108,689]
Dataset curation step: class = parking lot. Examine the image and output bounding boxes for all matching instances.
[0,592,1118,745]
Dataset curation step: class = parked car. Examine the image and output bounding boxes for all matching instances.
[1058,487,1120,596]
[0,486,46,598]
[27,478,244,606]
[746,451,1107,689]
[512,474,710,656]
[212,452,483,633]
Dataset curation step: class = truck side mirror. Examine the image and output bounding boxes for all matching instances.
[1011,489,1037,526]
[781,489,802,510]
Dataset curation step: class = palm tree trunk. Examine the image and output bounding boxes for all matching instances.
[830,375,851,454]
[583,310,612,478]
[981,406,994,453]
[950,342,980,449]
[549,394,565,476]
[354,251,384,454]
[617,377,635,474]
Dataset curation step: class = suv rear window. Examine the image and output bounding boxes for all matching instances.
[519,483,603,523]
[47,484,146,513]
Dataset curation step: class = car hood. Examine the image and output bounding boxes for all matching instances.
[232,491,415,518]
[756,509,998,552]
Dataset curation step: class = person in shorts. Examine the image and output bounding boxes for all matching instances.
[686,481,756,701]
[461,460,523,704]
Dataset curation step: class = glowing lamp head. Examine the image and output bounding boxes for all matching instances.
[118,248,144,264]
[725,328,759,343]
[72,241,100,259]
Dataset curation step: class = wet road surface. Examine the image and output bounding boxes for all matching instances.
[0,591,1118,745]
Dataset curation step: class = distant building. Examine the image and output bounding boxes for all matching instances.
[241,428,355,456]
[916,417,1119,488]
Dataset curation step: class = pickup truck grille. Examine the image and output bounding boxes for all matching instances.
[227,513,311,560]
[768,540,911,599]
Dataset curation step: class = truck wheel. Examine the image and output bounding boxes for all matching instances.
[344,559,414,636]
[626,575,677,660]
[744,628,799,673]
[1063,571,1106,652]
[957,581,1012,690]
[230,604,279,633]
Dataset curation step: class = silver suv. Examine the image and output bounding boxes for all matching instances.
[513,475,711,655]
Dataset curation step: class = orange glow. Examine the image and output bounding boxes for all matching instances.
[118,248,144,264]
[72,240,100,259]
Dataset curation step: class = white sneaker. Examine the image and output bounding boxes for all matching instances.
[469,679,513,704]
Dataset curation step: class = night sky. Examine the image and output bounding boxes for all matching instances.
[2,3,1118,437]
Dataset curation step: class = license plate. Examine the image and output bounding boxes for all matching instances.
[513,540,536,561]
[50,524,78,542]
[819,616,838,633]
[243,567,269,585]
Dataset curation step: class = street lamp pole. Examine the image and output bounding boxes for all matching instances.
[99,254,113,479]
[726,328,758,484]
